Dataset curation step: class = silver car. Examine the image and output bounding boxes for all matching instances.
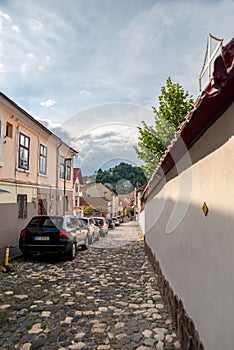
[80,217,100,243]
[92,217,108,236]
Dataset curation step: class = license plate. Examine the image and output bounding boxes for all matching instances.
[34,236,50,241]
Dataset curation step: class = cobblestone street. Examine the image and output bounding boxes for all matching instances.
[0,221,181,350]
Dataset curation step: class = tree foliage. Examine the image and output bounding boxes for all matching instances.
[84,206,94,215]
[95,162,147,194]
[134,77,194,178]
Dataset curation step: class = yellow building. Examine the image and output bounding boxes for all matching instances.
[0,92,78,259]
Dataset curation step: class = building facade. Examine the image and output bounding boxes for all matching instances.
[0,93,77,259]
[73,168,84,217]
[84,182,118,217]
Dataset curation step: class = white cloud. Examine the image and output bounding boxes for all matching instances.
[20,63,27,73]
[12,24,21,33]
[0,62,5,72]
[0,10,11,21]
[27,53,35,59]
[0,0,233,171]
[37,65,45,71]
[40,99,56,107]
[80,90,90,96]
[30,19,43,31]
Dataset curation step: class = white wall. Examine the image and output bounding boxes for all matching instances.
[145,103,234,350]
[139,210,145,235]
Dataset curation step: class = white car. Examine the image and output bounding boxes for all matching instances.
[92,217,108,236]
[80,217,100,243]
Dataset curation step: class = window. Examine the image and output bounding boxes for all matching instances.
[39,144,47,175]
[6,122,13,138]
[0,119,3,165]
[18,132,30,170]
[60,156,71,180]
[66,159,71,180]
[60,155,65,179]
[17,194,27,219]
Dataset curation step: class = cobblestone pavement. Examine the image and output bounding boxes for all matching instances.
[0,221,181,350]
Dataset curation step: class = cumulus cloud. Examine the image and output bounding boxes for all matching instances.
[0,0,233,173]
[40,99,56,107]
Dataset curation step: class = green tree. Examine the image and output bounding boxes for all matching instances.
[84,206,94,215]
[134,77,194,178]
[95,162,147,193]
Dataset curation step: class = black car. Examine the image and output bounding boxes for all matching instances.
[19,215,89,260]
[107,218,115,229]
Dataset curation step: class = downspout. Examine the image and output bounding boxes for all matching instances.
[56,141,62,215]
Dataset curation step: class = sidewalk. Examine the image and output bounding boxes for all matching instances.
[0,221,181,350]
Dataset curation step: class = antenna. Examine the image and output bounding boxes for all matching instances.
[199,34,223,92]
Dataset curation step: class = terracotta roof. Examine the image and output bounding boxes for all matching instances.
[80,196,110,208]
[142,36,234,202]
[73,168,83,185]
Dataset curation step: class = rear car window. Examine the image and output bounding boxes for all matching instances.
[94,219,104,224]
[27,217,63,229]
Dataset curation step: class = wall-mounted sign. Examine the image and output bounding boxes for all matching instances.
[202,202,209,216]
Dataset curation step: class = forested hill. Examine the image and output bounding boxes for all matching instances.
[94,162,147,194]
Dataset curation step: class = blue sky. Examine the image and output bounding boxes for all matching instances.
[0,0,233,174]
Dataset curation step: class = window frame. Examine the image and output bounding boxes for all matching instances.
[0,118,4,166]
[18,132,30,170]
[39,143,47,175]
[60,155,65,179]
[66,159,71,181]
[6,122,13,138]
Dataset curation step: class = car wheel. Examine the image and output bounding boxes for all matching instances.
[81,236,89,251]
[68,242,76,260]
[85,236,89,248]
[89,234,94,245]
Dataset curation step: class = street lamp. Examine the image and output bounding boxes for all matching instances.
[63,157,72,215]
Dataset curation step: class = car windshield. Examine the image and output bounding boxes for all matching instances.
[81,218,88,224]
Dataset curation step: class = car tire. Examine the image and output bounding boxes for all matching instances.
[89,234,94,245]
[85,236,89,249]
[81,236,89,251]
[68,242,76,260]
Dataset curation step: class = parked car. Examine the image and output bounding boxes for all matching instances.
[107,218,115,229]
[92,217,108,236]
[80,217,100,243]
[112,217,120,226]
[116,215,123,223]
[19,215,90,260]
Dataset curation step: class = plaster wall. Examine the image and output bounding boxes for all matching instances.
[145,103,234,350]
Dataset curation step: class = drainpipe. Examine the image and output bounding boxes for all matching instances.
[56,142,62,215]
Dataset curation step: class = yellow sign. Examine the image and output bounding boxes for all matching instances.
[202,202,209,216]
